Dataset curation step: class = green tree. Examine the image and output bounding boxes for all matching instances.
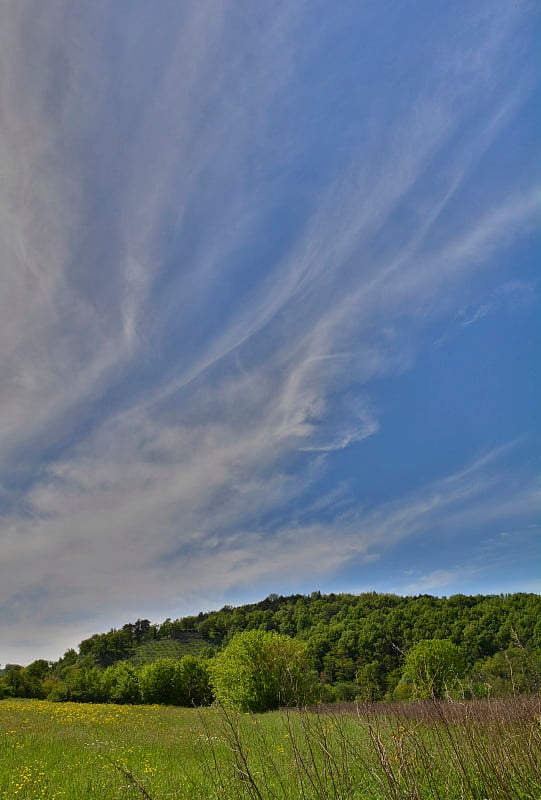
[43,676,68,701]
[2,665,26,697]
[140,659,184,705]
[177,655,213,706]
[209,630,317,712]
[64,666,105,702]
[101,662,141,704]
[474,647,541,696]
[23,659,51,698]
[356,661,385,701]
[403,638,465,698]
[139,657,209,706]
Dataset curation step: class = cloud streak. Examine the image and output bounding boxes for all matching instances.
[0,0,539,662]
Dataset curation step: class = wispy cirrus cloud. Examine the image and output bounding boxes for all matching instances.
[0,0,539,662]
[2,434,538,662]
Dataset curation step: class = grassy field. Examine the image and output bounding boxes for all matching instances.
[0,695,539,799]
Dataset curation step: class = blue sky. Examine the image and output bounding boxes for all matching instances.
[0,0,539,665]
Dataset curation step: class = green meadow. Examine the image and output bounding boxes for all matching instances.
[1,695,540,799]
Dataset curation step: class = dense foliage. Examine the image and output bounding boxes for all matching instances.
[399,638,466,698]
[1,592,540,706]
[209,630,318,712]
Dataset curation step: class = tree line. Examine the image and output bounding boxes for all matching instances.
[1,592,540,709]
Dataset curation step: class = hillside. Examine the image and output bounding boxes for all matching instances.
[66,591,540,691]
[2,592,539,703]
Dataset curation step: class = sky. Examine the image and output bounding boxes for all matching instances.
[0,0,539,666]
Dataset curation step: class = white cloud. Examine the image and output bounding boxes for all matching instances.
[402,568,481,595]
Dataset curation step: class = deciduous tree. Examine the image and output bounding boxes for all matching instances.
[403,638,465,698]
[209,630,317,712]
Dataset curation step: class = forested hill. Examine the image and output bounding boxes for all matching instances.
[62,592,539,686]
[2,592,539,703]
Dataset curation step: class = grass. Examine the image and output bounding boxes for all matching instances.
[0,699,217,799]
[0,695,539,799]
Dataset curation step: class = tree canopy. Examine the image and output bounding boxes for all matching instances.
[1,592,539,706]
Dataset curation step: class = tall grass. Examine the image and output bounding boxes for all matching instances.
[202,695,541,800]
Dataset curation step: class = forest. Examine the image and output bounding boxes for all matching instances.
[1,592,540,709]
